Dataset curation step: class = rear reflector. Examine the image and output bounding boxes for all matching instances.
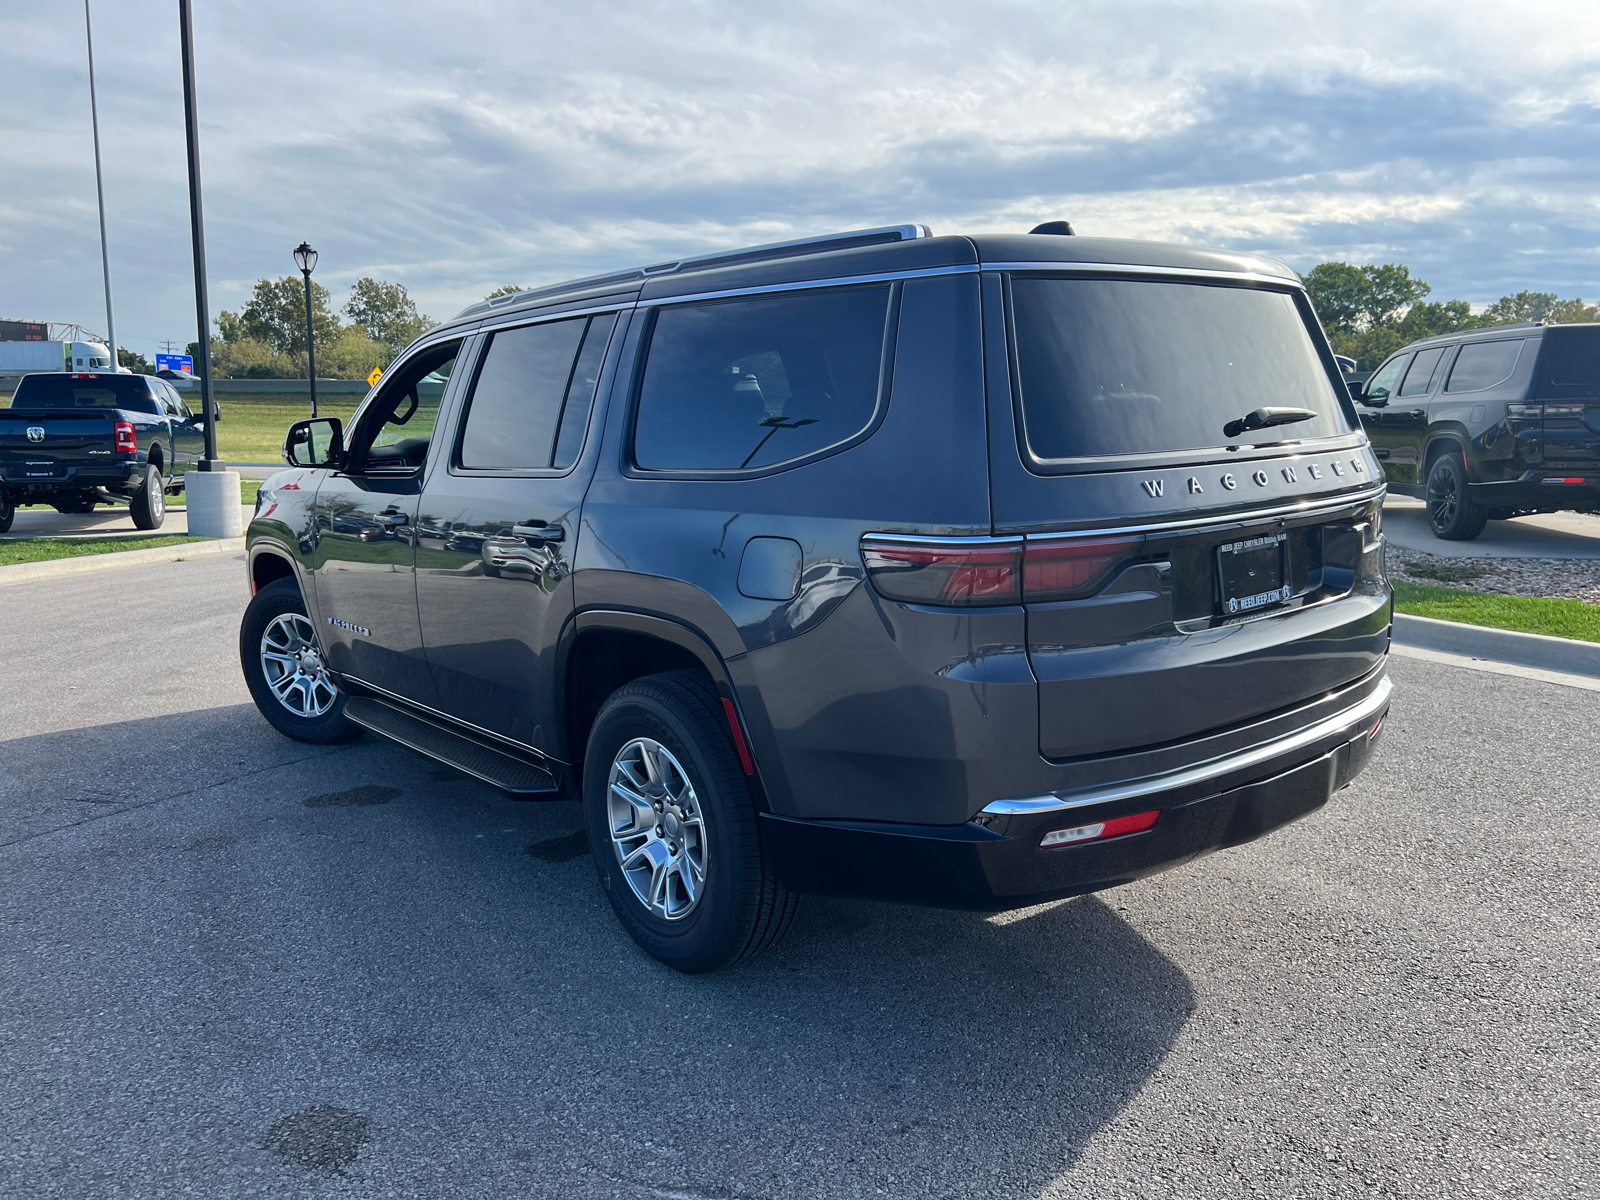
[861,533,1142,608]
[1040,809,1160,848]
[1542,477,1587,485]
[113,421,136,453]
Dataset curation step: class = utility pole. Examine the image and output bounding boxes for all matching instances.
[84,0,118,372]
[178,0,218,468]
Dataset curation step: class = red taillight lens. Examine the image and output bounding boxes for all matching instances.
[1040,808,1160,848]
[1022,536,1142,602]
[861,537,1021,606]
[113,421,136,454]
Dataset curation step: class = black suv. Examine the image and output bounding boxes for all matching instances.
[240,225,1392,972]
[1355,321,1600,539]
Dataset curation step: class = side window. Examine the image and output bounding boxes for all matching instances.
[632,285,891,472]
[1446,340,1525,393]
[1399,347,1446,397]
[1365,354,1408,400]
[456,317,590,471]
[356,340,461,472]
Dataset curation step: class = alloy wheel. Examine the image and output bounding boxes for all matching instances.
[1427,463,1458,530]
[259,611,340,717]
[607,737,708,921]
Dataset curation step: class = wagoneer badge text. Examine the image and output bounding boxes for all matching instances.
[327,617,370,637]
[1144,458,1369,500]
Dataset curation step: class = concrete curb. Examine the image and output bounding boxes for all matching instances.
[1392,612,1600,678]
[0,538,245,586]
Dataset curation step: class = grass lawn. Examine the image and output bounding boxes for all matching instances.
[1393,581,1600,643]
[211,393,362,461]
[0,535,204,568]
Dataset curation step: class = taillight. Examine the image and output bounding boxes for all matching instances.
[860,537,1022,606]
[113,421,136,454]
[861,534,1143,607]
[1022,536,1142,602]
[1040,809,1160,848]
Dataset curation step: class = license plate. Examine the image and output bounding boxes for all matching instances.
[1217,533,1288,615]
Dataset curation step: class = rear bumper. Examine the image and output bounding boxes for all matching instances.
[1,463,141,493]
[761,672,1389,911]
[1468,476,1600,512]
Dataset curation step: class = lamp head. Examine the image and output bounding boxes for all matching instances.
[293,242,318,275]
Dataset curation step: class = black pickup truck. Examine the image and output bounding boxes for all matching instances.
[0,372,217,532]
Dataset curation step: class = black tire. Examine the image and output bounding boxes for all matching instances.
[583,670,798,974]
[1425,452,1488,541]
[0,495,13,534]
[239,577,360,744]
[130,465,166,530]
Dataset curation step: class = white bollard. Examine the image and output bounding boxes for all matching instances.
[185,469,244,539]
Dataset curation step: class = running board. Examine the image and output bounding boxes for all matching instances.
[343,695,559,795]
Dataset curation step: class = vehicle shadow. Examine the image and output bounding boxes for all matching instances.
[0,712,1194,1199]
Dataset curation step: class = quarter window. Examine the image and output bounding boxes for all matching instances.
[1446,340,1524,393]
[632,285,891,472]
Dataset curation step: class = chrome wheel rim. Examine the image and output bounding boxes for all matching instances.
[607,738,707,921]
[259,612,339,718]
[1427,462,1458,530]
[151,479,164,520]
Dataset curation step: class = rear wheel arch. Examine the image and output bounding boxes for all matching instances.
[1423,432,1470,476]
[146,442,165,475]
[560,612,759,798]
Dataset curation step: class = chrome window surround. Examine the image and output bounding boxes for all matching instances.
[982,675,1391,817]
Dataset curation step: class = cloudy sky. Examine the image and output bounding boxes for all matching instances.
[5,0,1599,355]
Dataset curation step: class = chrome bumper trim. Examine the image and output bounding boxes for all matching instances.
[982,675,1392,817]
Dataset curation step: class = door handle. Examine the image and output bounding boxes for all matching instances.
[512,524,564,542]
[376,510,409,525]
[1374,449,1390,459]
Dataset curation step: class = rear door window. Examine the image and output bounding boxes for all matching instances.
[1399,347,1446,397]
[632,285,892,472]
[1445,340,1524,392]
[1009,277,1349,462]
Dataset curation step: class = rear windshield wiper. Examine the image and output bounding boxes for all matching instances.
[1223,407,1318,440]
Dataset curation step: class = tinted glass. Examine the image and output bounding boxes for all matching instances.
[1546,328,1600,388]
[1011,278,1348,459]
[459,319,587,469]
[1446,340,1523,393]
[634,285,890,471]
[1399,347,1445,397]
[1366,355,1408,399]
[10,374,160,414]
[553,313,618,470]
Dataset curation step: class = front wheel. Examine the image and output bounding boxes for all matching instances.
[0,495,13,534]
[129,465,166,530]
[583,671,798,974]
[239,578,360,743]
[1426,452,1488,541]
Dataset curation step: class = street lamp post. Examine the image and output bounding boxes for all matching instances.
[293,241,319,418]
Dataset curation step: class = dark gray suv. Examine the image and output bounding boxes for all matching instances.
[240,224,1392,972]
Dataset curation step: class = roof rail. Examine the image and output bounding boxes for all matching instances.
[453,224,931,321]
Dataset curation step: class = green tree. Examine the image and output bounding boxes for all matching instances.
[1358,264,1430,328]
[236,276,342,357]
[344,277,434,350]
[1300,262,1370,334]
[116,348,151,373]
[1483,291,1600,325]
[1396,299,1485,340]
[484,284,526,301]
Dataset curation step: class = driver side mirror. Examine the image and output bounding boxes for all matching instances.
[1360,386,1389,408]
[284,417,345,467]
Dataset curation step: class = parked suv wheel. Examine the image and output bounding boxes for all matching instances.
[583,670,798,973]
[0,495,13,534]
[239,577,360,743]
[1426,452,1488,541]
[129,465,165,530]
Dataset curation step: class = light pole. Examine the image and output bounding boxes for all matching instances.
[293,242,318,418]
[179,0,218,469]
[84,0,118,373]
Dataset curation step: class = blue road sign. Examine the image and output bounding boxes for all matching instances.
[156,353,194,374]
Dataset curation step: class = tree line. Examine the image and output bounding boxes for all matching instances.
[1301,262,1598,370]
[184,276,436,380]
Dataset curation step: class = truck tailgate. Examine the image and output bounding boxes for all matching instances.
[0,411,116,481]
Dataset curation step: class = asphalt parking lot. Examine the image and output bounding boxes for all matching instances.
[1,557,1596,1199]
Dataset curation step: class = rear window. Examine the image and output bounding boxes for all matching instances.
[633,285,890,472]
[1544,328,1600,393]
[10,374,159,414]
[1445,340,1523,393]
[1010,277,1349,461]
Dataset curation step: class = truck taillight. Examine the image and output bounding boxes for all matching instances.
[114,421,136,453]
[860,534,1143,607]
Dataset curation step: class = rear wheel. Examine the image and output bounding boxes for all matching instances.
[583,670,797,973]
[0,495,13,534]
[1425,452,1488,541]
[130,465,165,530]
[239,578,359,743]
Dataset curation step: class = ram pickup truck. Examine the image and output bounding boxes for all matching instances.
[0,371,217,532]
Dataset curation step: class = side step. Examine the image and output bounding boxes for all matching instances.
[344,695,560,795]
